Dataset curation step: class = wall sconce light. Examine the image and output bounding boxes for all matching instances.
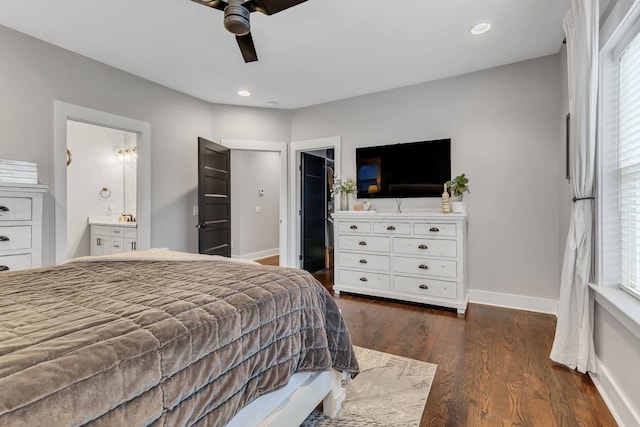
[117,147,137,161]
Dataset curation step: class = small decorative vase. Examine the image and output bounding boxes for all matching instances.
[451,200,467,213]
[341,192,350,211]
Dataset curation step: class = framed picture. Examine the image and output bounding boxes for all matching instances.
[566,113,570,181]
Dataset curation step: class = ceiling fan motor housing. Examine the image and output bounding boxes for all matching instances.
[224,4,251,35]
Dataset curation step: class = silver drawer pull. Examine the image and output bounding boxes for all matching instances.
[386,225,396,231]
[113,230,121,234]
[0,206,8,212]
[359,277,368,282]
[359,259,368,264]
[359,241,367,246]
[429,227,440,232]
[418,244,428,250]
[113,244,121,248]
[418,264,429,270]
[418,284,429,290]
[350,225,358,230]
[0,265,9,272]
[0,236,9,242]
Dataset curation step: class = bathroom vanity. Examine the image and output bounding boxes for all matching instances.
[89,217,138,256]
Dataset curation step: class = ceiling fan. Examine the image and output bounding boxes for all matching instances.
[191,0,308,63]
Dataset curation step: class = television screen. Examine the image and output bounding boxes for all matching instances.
[356,139,451,198]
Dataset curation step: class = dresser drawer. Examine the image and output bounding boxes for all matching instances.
[413,223,457,237]
[0,226,32,251]
[393,256,457,278]
[338,221,371,233]
[373,222,411,234]
[394,237,457,257]
[111,227,126,237]
[0,197,32,221]
[394,275,457,299]
[338,252,390,271]
[111,238,125,253]
[0,253,32,272]
[338,235,390,252]
[339,269,391,290]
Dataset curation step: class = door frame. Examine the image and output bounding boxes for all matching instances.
[53,101,151,264]
[289,136,341,269]
[220,139,288,266]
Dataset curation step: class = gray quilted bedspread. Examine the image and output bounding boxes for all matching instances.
[0,259,359,426]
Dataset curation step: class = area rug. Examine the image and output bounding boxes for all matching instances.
[301,346,437,427]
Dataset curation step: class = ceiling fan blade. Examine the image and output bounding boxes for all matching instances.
[190,0,228,12]
[236,33,258,63]
[244,0,308,15]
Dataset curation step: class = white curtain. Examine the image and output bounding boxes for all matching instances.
[550,0,598,374]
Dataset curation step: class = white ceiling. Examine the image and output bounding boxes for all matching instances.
[0,0,570,109]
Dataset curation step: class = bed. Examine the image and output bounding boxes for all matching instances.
[0,249,359,426]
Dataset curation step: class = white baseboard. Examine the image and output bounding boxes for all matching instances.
[590,358,640,427]
[468,289,558,315]
[233,248,279,261]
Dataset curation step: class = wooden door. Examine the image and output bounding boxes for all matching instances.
[301,152,326,272]
[197,137,231,257]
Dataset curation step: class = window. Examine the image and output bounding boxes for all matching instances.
[618,30,640,299]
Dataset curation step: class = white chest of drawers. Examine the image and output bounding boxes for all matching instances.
[0,183,48,272]
[90,223,138,256]
[332,211,468,314]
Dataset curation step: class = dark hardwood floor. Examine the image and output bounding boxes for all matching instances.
[311,269,617,427]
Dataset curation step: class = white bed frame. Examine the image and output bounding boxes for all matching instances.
[225,370,347,426]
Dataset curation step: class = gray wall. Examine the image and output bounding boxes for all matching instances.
[291,55,563,302]
[0,24,290,264]
[230,150,280,258]
[0,22,564,304]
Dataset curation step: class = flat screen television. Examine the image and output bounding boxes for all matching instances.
[356,139,451,198]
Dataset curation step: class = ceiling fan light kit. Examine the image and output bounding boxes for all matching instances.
[224,2,251,35]
[191,0,308,63]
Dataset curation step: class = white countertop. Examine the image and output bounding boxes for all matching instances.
[331,209,467,219]
[88,216,137,228]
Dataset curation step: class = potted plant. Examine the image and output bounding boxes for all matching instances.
[446,174,469,213]
[331,176,356,210]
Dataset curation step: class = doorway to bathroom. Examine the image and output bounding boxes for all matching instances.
[66,121,138,259]
[53,101,151,264]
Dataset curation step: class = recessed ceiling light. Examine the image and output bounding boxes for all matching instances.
[238,90,251,97]
[267,101,279,107]
[470,22,492,35]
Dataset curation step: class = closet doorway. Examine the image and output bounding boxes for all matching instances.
[289,136,341,270]
[301,150,334,273]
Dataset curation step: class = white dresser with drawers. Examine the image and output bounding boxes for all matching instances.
[0,183,48,272]
[332,211,468,314]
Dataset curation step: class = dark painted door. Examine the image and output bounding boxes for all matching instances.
[197,137,231,257]
[302,152,325,272]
